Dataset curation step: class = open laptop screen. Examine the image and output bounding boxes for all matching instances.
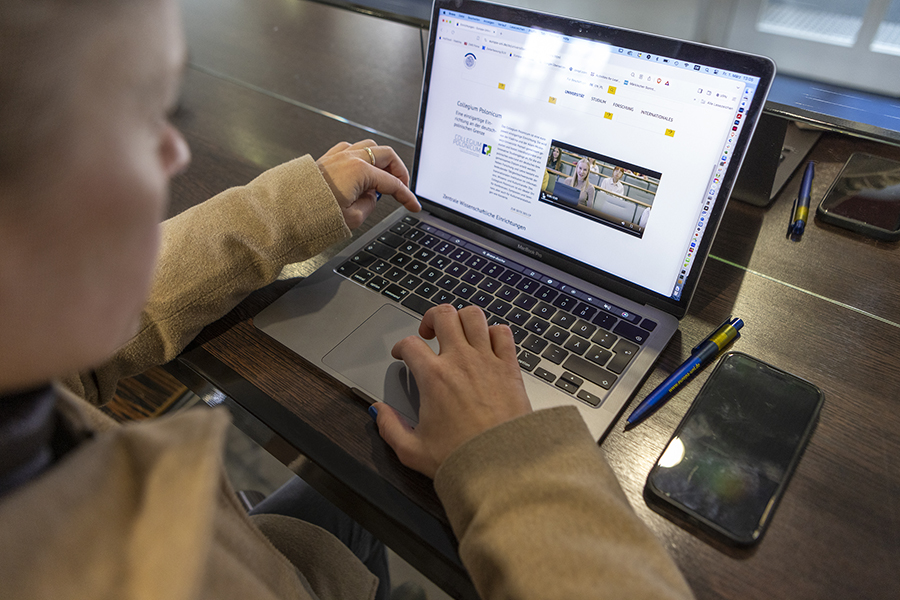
[412,0,775,318]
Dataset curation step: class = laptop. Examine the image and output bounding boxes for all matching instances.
[255,0,775,440]
[549,182,581,207]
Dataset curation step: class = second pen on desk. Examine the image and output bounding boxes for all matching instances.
[787,161,815,241]
[626,317,743,426]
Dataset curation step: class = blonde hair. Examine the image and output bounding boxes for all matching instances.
[572,157,593,190]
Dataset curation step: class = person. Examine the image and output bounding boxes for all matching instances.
[598,166,627,202]
[0,1,695,599]
[541,146,563,192]
[562,156,596,208]
[546,146,563,170]
[639,205,652,229]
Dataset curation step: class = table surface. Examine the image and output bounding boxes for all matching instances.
[169,1,900,598]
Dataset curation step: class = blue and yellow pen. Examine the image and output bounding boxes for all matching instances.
[787,161,815,241]
[626,317,743,426]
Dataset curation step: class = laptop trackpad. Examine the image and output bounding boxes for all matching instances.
[323,305,437,424]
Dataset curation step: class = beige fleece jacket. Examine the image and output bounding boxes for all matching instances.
[1,155,693,600]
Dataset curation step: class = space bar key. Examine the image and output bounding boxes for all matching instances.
[562,355,618,390]
[401,294,436,316]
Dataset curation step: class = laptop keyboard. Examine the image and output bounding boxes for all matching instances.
[335,216,658,409]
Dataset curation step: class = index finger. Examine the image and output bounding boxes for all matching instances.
[367,167,421,212]
[417,304,480,352]
[390,333,439,374]
[420,305,492,351]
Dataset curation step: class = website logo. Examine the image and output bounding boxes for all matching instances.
[452,134,482,155]
[464,52,477,69]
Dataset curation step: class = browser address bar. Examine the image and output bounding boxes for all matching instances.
[485,37,525,52]
[457,21,498,36]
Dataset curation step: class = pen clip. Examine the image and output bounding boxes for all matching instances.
[787,197,799,237]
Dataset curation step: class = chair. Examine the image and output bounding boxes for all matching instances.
[597,194,637,222]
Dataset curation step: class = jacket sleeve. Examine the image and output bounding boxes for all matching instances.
[434,406,695,600]
[62,155,350,406]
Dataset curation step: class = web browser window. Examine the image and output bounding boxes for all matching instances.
[415,8,761,301]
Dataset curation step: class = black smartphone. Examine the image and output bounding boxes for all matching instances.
[645,352,823,547]
[816,152,900,241]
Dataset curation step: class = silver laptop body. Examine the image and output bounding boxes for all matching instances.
[255,0,775,440]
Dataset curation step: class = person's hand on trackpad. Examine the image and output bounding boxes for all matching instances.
[371,305,533,479]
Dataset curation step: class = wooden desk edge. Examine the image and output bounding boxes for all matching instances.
[166,346,480,600]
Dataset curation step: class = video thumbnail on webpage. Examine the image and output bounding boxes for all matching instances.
[539,141,662,239]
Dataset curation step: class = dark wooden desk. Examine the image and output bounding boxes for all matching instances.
[169,1,900,598]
